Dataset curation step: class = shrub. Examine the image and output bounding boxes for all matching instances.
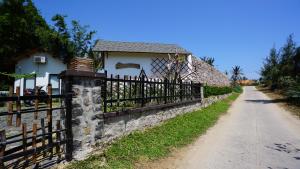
[204,86,232,98]
[232,85,243,93]
[286,84,300,105]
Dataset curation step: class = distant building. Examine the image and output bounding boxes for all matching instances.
[93,40,193,78]
[14,52,67,95]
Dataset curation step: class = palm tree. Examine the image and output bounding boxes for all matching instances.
[201,56,215,67]
[231,65,243,85]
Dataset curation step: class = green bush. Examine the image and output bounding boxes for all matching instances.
[286,84,300,105]
[232,85,243,93]
[204,86,232,98]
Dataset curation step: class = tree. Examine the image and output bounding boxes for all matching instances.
[201,56,215,66]
[50,14,96,61]
[260,34,299,90]
[70,20,96,57]
[0,0,51,65]
[279,34,297,78]
[294,47,300,78]
[231,65,243,85]
[260,46,280,86]
[0,0,75,68]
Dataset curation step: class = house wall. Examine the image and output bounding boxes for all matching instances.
[14,53,67,95]
[104,52,166,77]
[104,52,192,78]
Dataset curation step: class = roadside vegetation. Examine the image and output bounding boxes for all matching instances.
[66,92,241,169]
[260,34,300,106]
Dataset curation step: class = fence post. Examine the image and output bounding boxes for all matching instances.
[32,123,37,165]
[34,86,39,120]
[0,130,6,168]
[22,123,27,161]
[141,75,145,107]
[164,78,168,104]
[117,75,120,107]
[7,86,13,126]
[47,84,53,158]
[16,86,21,127]
[56,120,61,161]
[180,80,183,101]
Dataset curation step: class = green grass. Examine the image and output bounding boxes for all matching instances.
[66,93,240,169]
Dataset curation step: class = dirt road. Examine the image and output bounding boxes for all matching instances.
[146,86,300,169]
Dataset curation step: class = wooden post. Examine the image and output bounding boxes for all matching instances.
[7,86,13,126]
[41,119,46,158]
[0,130,6,168]
[22,123,27,161]
[47,84,53,158]
[56,120,61,161]
[16,86,21,127]
[34,87,39,120]
[32,123,37,164]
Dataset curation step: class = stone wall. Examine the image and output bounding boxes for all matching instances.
[101,94,230,144]
[191,57,230,86]
[68,76,104,159]
[68,78,229,159]
[62,71,231,160]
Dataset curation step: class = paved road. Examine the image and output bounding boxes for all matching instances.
[149,86,300,169]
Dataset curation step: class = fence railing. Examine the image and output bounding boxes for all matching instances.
[102,72,202,114]
[0,85,72,169]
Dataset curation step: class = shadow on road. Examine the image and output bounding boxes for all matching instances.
[244,99,287,104]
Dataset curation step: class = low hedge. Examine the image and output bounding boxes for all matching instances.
[204,86,232,98]
[232,85,243,93]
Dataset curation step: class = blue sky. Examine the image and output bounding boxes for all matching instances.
[33,0,300,79]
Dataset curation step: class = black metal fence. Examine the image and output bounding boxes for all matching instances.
[0,85,72,169]
[102,72,202,114]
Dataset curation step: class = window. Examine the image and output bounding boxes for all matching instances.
[23,76,36,90]
[49,74,60,94]
[24,77,36,90]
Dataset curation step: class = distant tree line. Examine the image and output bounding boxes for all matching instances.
[260,34,300,90]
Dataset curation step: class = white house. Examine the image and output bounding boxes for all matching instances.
[14,53,67,95]
[13,40,192,95]
[93,40,193,78]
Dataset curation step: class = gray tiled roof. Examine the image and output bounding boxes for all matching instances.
[93,40,191,54]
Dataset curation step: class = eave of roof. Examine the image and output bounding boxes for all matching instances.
[93,40,191,54]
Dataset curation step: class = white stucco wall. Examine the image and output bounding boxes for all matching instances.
[14,53,67,95]
[104,52,191,78]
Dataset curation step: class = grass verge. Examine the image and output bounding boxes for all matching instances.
[66,93,240,169]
